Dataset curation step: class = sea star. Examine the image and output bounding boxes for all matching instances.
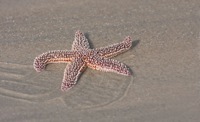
[34,30,132,91]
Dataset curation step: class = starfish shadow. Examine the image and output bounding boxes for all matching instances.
[131,39,140,49]
[85,33,94,48]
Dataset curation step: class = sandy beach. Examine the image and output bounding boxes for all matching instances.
[0,0,200,122]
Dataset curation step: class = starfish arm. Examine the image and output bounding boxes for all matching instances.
[61,58,86,91]
[71,30,90,51]
[33,50,75,72]
[96,36,132,58]
[86,56,131,76]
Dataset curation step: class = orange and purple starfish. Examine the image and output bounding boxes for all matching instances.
[33,30,132,91]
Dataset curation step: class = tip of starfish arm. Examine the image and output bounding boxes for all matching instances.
[124,36,132,42]
[127,70,133,76]
[61,87,69,91]
[61,82,74,91]
[34,68,42,72]
[76,30,82,34]
[121,36,132,49]
[33,58,46,72]
[122,70,132,76]
[118,66,133,76]
[33,65,45,72]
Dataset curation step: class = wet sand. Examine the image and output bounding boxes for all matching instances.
[0,0,200,122]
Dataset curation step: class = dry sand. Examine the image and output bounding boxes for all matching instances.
[0,0,200,122]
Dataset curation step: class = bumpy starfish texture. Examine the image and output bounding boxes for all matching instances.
[34,30,132,91]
